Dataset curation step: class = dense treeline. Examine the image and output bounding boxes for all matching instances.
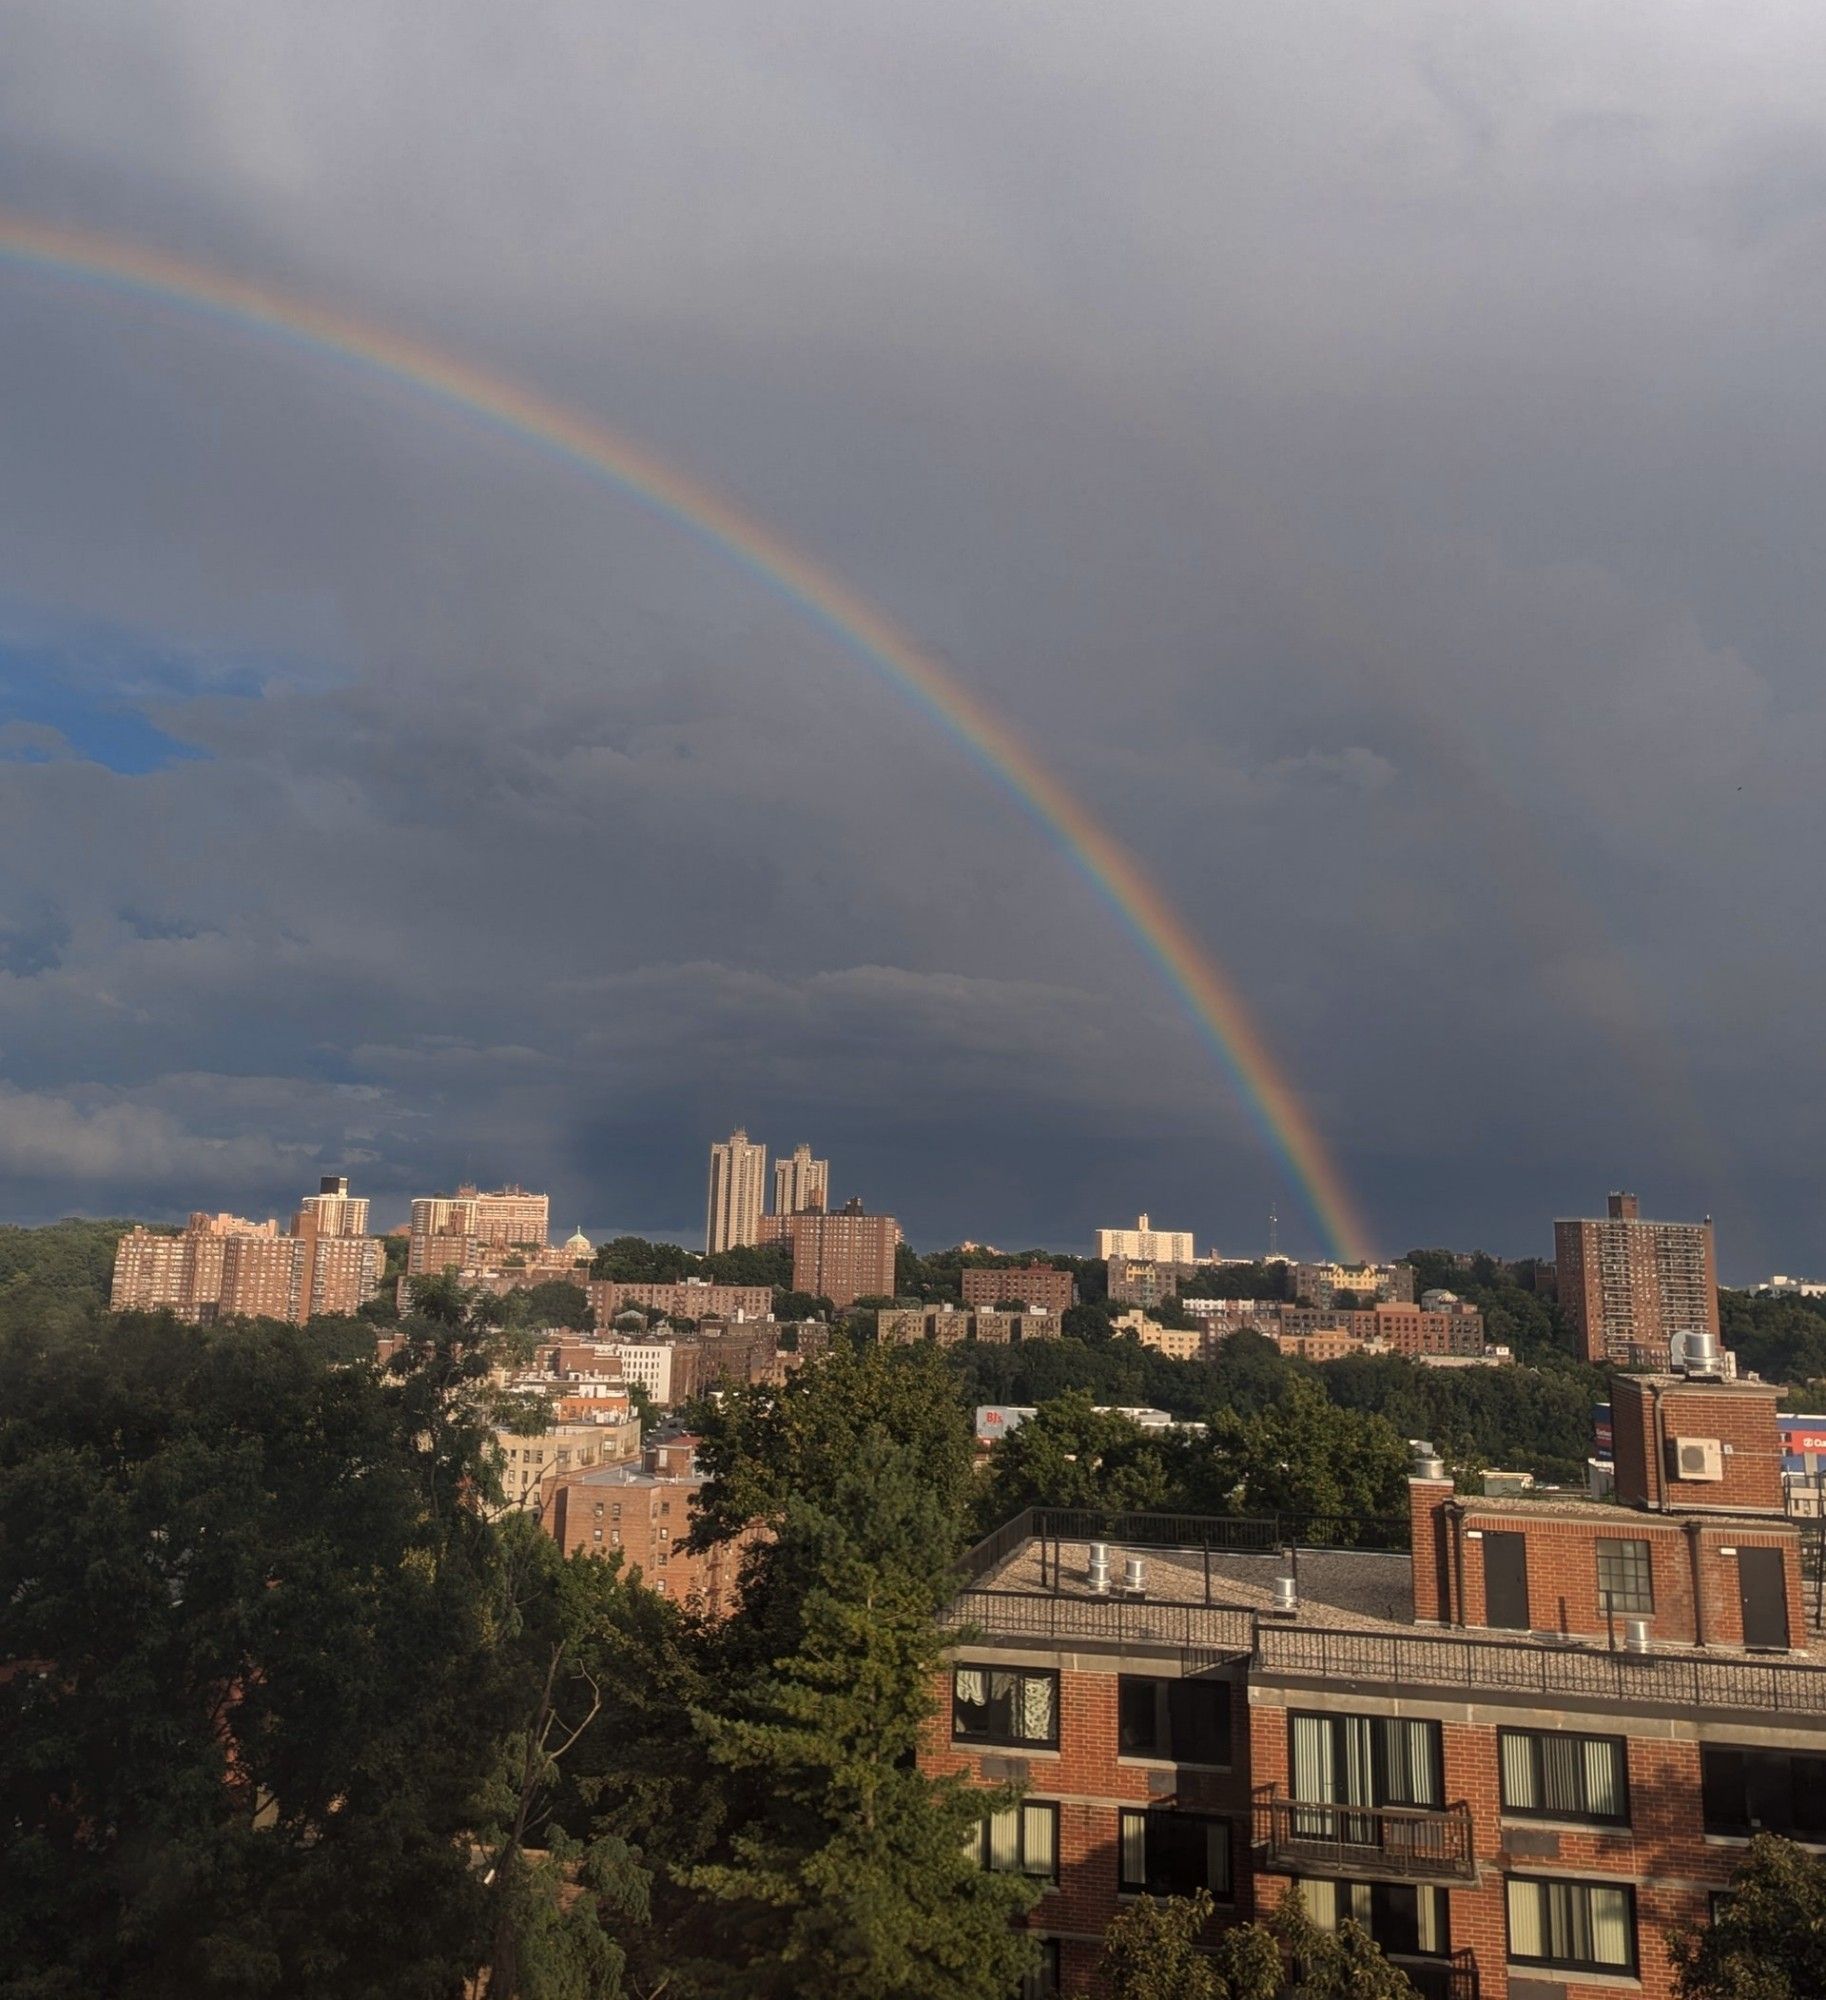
[1718,1290,1826,1394]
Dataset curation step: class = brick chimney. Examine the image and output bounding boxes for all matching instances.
[1409,1446,1454,1624]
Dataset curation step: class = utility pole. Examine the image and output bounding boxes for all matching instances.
[1267,1205,1279,1261]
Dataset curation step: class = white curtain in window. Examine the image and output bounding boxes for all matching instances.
[1301,1881,1339,1931]
[1383,1719,1438,1806]
[1417,1886,1446,1955]
[1507,1879,1544,1958]
[1588,1886,1632,1967]
[1020,1674,1056,1743]
[1291,1715,1335,1806]
[955,1669,986,1707]
[1501,1733,1537,1810]
[1022,1804,1056,1878]
[1583,1739,1623,1819]
[988,1808,1020,1871]
[1120,1812,1147,1888]
[1540,1733,1580,1813]
[1343,1717,1374,1807]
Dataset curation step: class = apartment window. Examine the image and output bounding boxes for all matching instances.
[1500,1729,1629,1826]
[1118,1676,1231,1766]
[1301,1881,1448,1958]
[1595,1537,1654,1614]
[1118,1810,1232,1899]
[1702,1747,1826,1838]
[612,1504,621,1519]
[1506,1877,1636,1975]
[976,1802,1058,1881]
[661,1501,671,1516]
[953,1668,1059,1748]
[1290,1713,1443,1809]
[610,1530,620,1545]
[591,1529,603,1543]
[592,1502,604,1517]
[1016,1940,1060,1998]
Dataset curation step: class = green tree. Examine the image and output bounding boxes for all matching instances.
[683,1434,1037,2000]
[1189,1374,1410,1530]
[0,1309,509,1998]
[1670,1834,1826,1998]
[1098,1891,1281,2000]
[975,1392,1188,1529]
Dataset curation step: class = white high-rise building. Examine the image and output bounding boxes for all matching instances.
[1095,1213,1198,1264]
[772,1142,829,1218]
[706,1129,768,1254]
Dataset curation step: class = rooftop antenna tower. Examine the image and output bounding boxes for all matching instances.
[1267,1205,1279,1260]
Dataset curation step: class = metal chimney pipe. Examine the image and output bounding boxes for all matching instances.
[1623,1618,1650,1654]
[1273,1575,1297,1614]
[1123,1554,1146,1595]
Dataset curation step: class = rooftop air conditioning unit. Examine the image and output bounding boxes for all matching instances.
[1669,1436,1725,1483]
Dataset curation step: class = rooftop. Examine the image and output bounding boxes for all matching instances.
[947,1510,1826,1714]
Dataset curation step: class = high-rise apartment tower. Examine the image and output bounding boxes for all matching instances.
[1554,1190,1720,1367]
[772,1142,829,1218]
[705,1129,768,1254]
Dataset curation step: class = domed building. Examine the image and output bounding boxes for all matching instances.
[564,1226,594,1265]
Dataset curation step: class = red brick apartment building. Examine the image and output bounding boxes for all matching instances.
[1554,1192,1720,1368]
[962,1265,1079,1313]
[549,1435,760,1616]
[925,1366,1826,1998]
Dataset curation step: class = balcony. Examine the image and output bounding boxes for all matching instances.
[1254,1788,1476,1882]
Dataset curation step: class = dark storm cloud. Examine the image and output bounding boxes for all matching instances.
[2,1,1825,1269]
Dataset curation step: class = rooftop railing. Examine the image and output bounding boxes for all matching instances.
[1253,1624,1826,1716]
[941,1586,1253,1655]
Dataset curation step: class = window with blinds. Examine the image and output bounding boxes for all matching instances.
[976,1802,1058,1882]
[1300,1880,1449,1958]
[952,1666,1059,1747]
[1117,1810,1233,1900]
[1506,1877,1636,1974]
[1289,1712,1444,1808]
[1499,1729,1629,1826]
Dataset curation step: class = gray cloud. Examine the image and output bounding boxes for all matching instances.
[1,2,1825,1271]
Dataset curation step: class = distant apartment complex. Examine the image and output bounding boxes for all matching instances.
[590,1277,773,1323]
[1106,1254,1204,1309]
[783,1198,899,1308]
[1554,1191,1720,1367]
[408,1183,550,1274]
[772,1142,829,1219]
[960,1263,1077,1313]
[1136,1297,1488,1364]
[1289,1259,1415,1307]
[1096,1214,1197,1264]
[110,1176,384,1325]
[705,1128,768,1253]
[877,1305,1065,1347]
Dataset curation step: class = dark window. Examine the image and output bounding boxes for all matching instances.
[952,1666,1059,1748]
[1595,1537,1654,1614]
[1303,1881,1449,1958]
[1118,1810,1232,1899]
[1016,1940,1060,1999]
[1499,1729,1629,1826]
[1701,1747,1826,1838]
[1506,1876,1636,1974]
[1118,1675,1232,1765]
[977,1802,1058,1881]
[1290,1712,1443,1807]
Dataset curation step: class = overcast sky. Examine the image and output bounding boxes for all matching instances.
[2,2,1823,1275]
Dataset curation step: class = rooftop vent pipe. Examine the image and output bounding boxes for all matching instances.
[1088,1542,1110,1595]
[1272,1575,1297,1615]
[1623,1618,1650,1654]
[1123,1554,1147,1595]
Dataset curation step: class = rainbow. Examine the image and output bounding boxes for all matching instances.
[0,210,1374,1262]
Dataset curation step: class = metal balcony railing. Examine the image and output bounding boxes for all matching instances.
[1251,1624,1826,1716]
[1255,1788,1476,1882]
